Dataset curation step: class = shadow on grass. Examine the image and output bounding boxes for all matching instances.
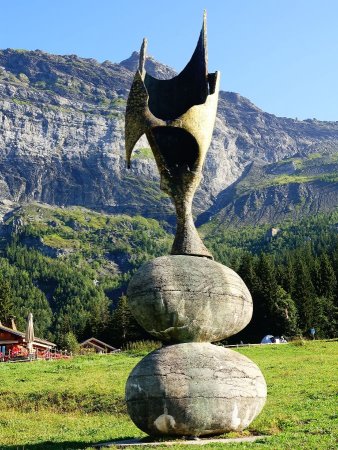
[0,438,135,450]
[0,436,203,449]
[1,433,271,449]
[0,443,89,450]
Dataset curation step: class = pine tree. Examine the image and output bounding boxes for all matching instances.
[256,253,279,332]
[109,295,145,346]
[114,296,132,341]
[318,253,337,299]
[277,255,295,295]
[331,248,338,308]
[312,296,338,338]
[88,291,110,338]
[270,286,299,337]
[312,257,322,297]
[237,253,260,295]
[246,254,299,339]
[237,253,280,341]
[0,279,14,325]
[293,260,316,332]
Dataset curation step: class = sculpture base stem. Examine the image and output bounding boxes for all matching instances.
[171,196,212,258]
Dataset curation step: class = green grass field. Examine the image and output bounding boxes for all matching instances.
[0,341,337,449]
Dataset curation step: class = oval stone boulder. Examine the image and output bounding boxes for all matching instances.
[127,255,252,343]
[126,343,267,436]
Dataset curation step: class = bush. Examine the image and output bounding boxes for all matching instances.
[122,340,162,355]
[62,331,80,354]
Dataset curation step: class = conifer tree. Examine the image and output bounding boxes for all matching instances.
[293,260,316,332]
[0,279,14,325]
[237,253,260,295]
[312,257,322,298]
[317,296,337,337]
[110,295,145,346]
[270,286,298,336]
[318,253,337,299]
[331,248,338,308]
[277,255,295,295]
[256,253,279,331]
[113,295,132,342]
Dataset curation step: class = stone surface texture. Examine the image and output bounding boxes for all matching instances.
[126,343,267,437]
[127,255,252,343]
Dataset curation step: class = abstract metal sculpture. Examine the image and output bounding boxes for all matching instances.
[124,13,267,438]
[125,12,219,258]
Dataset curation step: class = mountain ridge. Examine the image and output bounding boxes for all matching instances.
[0,48,337,225]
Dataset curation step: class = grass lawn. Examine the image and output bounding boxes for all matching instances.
[0,341,337,449]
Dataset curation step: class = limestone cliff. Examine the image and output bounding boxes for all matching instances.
[198,154,338,226]
[0,49,337,224]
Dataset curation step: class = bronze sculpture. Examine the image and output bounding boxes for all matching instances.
[125,12,219,258]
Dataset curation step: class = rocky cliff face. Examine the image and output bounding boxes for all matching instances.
[201,180,338,227]
[198,154,338,226]
[0,49,337,224]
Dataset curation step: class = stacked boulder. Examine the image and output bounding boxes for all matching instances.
[125,255,267,437]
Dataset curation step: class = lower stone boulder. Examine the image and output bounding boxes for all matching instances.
[125,342,267,437]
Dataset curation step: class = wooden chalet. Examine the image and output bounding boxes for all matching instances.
[79,337,119,354]
[0,319,55,360]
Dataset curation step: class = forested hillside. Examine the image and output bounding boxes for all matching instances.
[0,204,171,346]
[203,212,338,341]
[0,204,337,346]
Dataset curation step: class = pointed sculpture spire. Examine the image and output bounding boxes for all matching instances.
[139,38,147,77]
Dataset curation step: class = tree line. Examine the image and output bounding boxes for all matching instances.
[233,247,337,342]
[0,212,337,347]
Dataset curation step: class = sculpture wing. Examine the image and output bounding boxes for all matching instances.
[144,12,208,121]
[125,70,149,168]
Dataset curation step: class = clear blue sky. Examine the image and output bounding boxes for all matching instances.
[1,0,337,120]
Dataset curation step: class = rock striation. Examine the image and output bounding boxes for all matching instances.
[126,343,267,436]
[198,154,338,226]
[0,49,337,224]
[125,254,266,437]
[127,255,252,343]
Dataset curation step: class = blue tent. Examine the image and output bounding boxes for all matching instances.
[261,335,274,344]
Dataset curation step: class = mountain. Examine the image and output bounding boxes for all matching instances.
[197,153,338,226]
[0,48,337,225]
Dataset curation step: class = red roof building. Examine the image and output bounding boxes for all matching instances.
[0,321,55,360]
